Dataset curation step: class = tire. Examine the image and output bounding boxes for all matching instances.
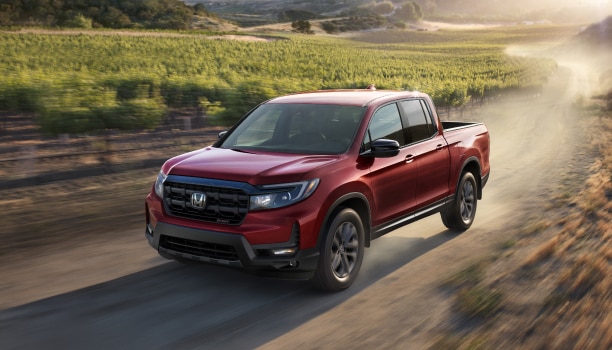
[312,208,364,292]
[441,171,478,231]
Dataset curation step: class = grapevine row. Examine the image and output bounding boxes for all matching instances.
[0,28,561,134]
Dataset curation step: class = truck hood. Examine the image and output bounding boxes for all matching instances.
[165,147,340,184]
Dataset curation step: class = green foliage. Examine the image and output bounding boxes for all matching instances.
[62,14,93,29]
[321,16,388,33]
[321,21,340,34]
[0,27,563,132]
[0,75,44,113]
[199,98,226,122]
[292,20,315,34]
[117,96,167,130]
[395,2,424,21]
[432,83,471,109]
[2,0,201,30]
[35,81,164,135]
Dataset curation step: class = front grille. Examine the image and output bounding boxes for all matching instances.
[160,235,239,261]
[164,181,249,225]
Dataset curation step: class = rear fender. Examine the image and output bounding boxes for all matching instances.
[457,156,483,199]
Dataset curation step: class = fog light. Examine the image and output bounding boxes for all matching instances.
[271,248,297,256]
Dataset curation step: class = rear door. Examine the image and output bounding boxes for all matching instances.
[364,102,418,226]
[399,99,451,208]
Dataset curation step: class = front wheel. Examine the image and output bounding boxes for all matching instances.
[312,208,364,292]
[441,172,478,231]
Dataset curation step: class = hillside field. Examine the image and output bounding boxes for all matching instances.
[0,24,580,137]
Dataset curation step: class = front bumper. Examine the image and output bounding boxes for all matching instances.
[146,222,319,278]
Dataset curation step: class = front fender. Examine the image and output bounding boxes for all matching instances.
[316,192,373,249]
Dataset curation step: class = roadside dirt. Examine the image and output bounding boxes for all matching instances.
[0,46,608,349]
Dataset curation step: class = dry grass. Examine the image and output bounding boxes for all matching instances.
[527,111,612,348]
[579,164,611,214]
[440,102,612,349]
[522,235,558,266]
[443,262,487,289]
[523,220,552,236]
[456,286,504,319]
[442,259,506,320]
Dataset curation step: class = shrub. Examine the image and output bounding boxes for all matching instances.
[36,84,164,135]
[62,14,93,29]
[292,20,315,35]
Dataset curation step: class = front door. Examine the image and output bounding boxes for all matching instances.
[364,103,418,227]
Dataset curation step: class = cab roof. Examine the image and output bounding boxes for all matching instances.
[266,89,427,107]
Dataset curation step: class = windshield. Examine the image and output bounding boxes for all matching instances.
[219,103,365,154]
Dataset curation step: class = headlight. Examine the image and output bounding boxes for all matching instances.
[250,179,319,210]
[154,170,167,199]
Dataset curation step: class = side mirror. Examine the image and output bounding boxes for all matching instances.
[218,131,228,139]
[363,139,400,158]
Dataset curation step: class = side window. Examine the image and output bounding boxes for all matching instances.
[419,100,438,134]
[364,103,405,150]
[399,100,436,144]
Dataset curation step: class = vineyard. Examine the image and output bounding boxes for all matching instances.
[0,25,575,182]
[0,25,572,132]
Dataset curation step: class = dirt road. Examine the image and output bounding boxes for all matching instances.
[0,61,589,349]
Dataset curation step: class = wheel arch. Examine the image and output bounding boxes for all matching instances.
[318,193,372,248]
[458,156,483,200]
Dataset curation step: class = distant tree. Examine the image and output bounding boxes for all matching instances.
[319,14,388,34]
[0,2,20,26]
[395,2,424,21]
[292,20,315,34]
[371,1,395,16]
[321,21,339,34]
[421,0,437,15]
[98,6,133,28]
[413,2,424,19]
[193,3,209,15]
[1,0,197,29]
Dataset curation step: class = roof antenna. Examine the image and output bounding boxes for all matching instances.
[366,84,376,90]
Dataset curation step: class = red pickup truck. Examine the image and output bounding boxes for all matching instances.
[145,89,490,291]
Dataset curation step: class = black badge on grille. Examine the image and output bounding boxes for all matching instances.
[191,192,207,209]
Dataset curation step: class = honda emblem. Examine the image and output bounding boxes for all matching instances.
[191,192,207,209]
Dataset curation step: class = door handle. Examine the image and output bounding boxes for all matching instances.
[435,144,445,151]
[405,154,414,163]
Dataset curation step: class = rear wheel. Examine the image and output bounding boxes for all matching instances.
[312,208,364,292]
[441,172,478,231]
